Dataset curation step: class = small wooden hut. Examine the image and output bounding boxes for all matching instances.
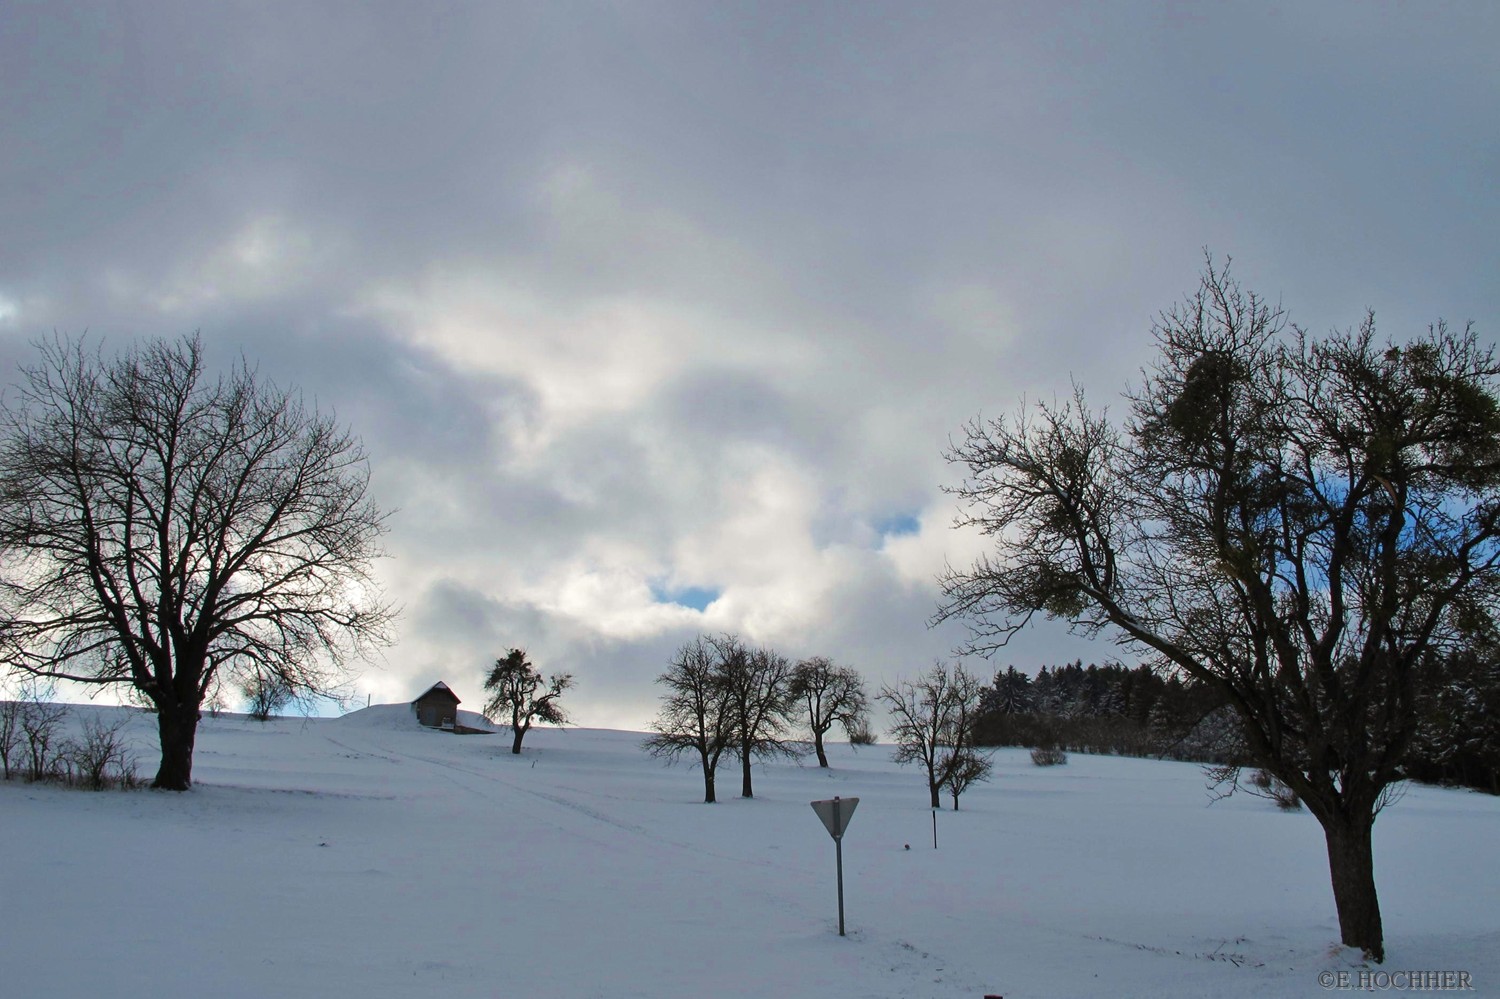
[412,681,461,728]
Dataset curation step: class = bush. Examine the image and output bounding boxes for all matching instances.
[1242,765,1302,804]
[1241,767,1301,809]
[0,691,141,791]
[1271,779,1301,811]
[62,715,137,791]
[1031,745,1068,766]
[19,694,68,782]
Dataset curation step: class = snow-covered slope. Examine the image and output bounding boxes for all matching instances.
[1,704,1495,998]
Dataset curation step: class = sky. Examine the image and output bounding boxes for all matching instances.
[2,1,1497,730]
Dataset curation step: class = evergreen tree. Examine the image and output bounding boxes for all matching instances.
[990,667,1033,715]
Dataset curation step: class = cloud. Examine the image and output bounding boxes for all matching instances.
[2,2,1496,729]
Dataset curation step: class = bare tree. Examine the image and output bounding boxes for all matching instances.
[937,258,1500,961]
[790,656,871,768]
[943,748,993,810]
[718,635,799,798]
[0,693,22,779]
[482,648,572,754]
[242,670,296,722]
[936,665,989,809]
[204,680,228,719]
[0,334,394,789]
[880,662,983,808]
[18,687,68,782]
[643,635,735,802]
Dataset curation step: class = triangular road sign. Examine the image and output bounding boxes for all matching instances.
[810,796,859,840]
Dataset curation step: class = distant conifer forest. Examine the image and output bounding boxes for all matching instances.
[972,657,1500,795]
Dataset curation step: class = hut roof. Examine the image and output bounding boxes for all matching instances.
[413,681,461,705]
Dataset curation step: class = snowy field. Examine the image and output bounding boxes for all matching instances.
[1,703,1495,999]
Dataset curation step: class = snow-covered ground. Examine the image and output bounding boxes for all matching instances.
[2,703,1495,998]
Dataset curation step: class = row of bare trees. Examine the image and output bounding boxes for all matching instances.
[643,635,872,802]
[644,635,992,809]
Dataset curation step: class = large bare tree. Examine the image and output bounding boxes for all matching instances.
[937,260,1500,961]
[643,635,735,802]
[0,334,394,789]
[718,635,799,798]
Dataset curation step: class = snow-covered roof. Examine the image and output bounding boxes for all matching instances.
[412,681,461,705]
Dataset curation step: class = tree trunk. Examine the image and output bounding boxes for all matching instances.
[153,704,199,790]
[813,728,829,768]
[927,776,941,809]
[1323,812,1385,962]
[511,725,526,755]
[740,744,753,798]
[702,765,717,804]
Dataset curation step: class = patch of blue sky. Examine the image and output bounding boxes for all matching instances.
[874,513,921,538]
[650,583,721,612]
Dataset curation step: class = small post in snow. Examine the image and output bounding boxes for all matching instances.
[932,806,938,849]
[810,795,859,936]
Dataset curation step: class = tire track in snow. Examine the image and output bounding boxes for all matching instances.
[324,731,648,840]
[414,744,976,999]
[325,730,788,871]
[328,728,976,999]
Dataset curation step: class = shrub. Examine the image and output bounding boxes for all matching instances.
[19,694,68,782]
[1271,779,1302,811]
[62,715,137,791]
[1031,745,1068,766]
[1244,767,1301,809]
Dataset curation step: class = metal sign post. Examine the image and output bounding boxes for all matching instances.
[810,795,859,936]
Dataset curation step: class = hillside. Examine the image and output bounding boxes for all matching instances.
[1,703,1495,998]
